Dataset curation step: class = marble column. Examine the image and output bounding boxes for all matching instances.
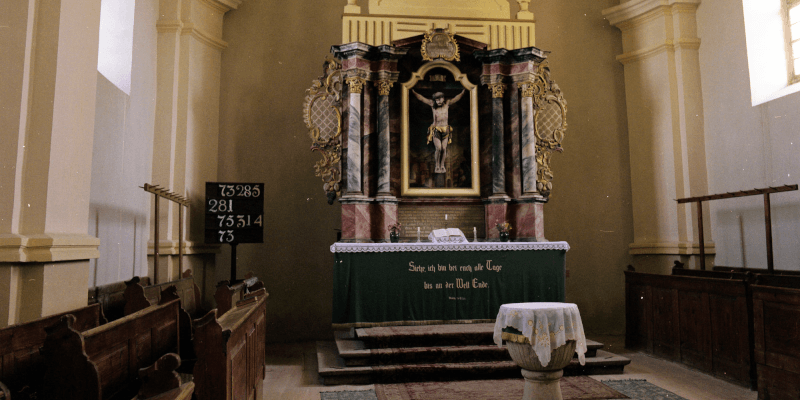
[520,81,538,195]
[488,82,507,195]
[377,80,393,196]
[345,76,366,195]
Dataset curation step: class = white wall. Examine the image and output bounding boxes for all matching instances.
[698,0,800,271]
[89,0,158,286]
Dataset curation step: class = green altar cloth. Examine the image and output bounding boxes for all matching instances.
[331,242,569,328]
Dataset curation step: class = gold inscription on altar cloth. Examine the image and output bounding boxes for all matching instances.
[421,29,460,62]
[408,259,502,291]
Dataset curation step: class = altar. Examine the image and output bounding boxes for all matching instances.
[331,241,569,328]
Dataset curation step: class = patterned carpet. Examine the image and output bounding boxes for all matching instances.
[320,378,690,400]
[602,379,689,400]
[321,376,627,400]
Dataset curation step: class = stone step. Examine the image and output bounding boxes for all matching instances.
[336,328,603,367]
[318,341,631,385]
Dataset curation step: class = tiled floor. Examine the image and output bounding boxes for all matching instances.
[258,338,758,400]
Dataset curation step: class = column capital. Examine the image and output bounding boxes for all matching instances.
[377,80,394,96]
[487,82,507,98]
[346,77,367,94]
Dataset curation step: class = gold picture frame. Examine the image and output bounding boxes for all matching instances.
[401,61,480,197]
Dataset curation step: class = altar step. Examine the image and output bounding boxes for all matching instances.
[317,323,631,385]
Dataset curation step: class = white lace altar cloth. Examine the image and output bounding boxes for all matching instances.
[330,241,570,253]
[493,302,587,367]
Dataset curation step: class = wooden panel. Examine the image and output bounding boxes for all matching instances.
[651,287,678,360]
[709,294,752,383]
[678,290,711,370]
[757,364,800,400]
[194,290,267,400]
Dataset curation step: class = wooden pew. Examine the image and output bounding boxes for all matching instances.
[0,303,103,397]
[625,270,755,387]
[90,276,151,322]
[751,281,800,399]
[123,270,204,318]
[193,288,268,400]
[40,299,182,400]
[713,265,800,276]
[137,353,194,400]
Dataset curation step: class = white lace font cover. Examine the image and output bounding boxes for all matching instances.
[330,241,570,253]
[493,302,587,367]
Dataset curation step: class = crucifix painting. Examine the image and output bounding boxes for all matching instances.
[401,61,480,197]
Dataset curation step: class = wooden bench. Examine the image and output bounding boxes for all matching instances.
[40,299,183,400]
[193,288,268,400]
[137,353,195,400]
[90,276,151,322]
[0,303,103,398]
[625,270,754,387]
[123,270,204,318]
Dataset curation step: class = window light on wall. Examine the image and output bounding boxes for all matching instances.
[785,0,800,84]
[742,0,800,105]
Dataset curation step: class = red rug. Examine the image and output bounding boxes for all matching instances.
[374,376,628,400]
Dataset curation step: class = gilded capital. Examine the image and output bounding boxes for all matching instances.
[487,82,507,98]
[520,81,536,98]
[346,77,366,94]
[378,80,393,96]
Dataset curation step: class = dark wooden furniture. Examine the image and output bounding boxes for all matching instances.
[625,271,754,387]
[193,288,268,400]
[0,303,103,397]
[90,276,151,322]
[40,299,182,400]
[138,353,195,400]
[752,282,800,399]
[123,270,203,318]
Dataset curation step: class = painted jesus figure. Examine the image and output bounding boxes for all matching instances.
[411,88,466,174]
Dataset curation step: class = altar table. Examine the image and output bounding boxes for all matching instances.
[330,242,570,328]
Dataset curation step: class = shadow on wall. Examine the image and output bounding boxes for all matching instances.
[713,201,800,271]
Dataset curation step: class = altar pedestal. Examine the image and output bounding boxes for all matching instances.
[494,302,587,400]
[330,242,569,328]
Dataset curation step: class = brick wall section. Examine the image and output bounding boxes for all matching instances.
[398,204,486,240]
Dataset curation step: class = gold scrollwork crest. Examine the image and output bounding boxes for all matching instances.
[303,58,343,204]
[531,61,567,198]
[421,29,460,62]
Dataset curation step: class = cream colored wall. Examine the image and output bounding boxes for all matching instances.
[697,1,800,271]
[218,1,344,341]
[219,0,631,339]
[530,1,632,335]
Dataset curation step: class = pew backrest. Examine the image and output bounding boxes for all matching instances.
[41,299,182,400]
[193,289,268,400]
[0,303,102,394]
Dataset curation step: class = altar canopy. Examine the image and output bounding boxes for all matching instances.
[331,242,569,328]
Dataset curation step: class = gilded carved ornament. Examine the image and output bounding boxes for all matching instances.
[378,80,394,96]
[421,29,460,62]
[487,82,507,98]
[531,61,567,198]
[345,76,367,94]
[303,58,344,204]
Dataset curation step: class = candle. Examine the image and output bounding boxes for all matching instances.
[445,214,448,220]
[473,227,477,242]
[417,227,421,242]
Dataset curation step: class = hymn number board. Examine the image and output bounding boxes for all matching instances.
[205,182,264,244]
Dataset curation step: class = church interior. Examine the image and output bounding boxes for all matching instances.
[2,0,799,398]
